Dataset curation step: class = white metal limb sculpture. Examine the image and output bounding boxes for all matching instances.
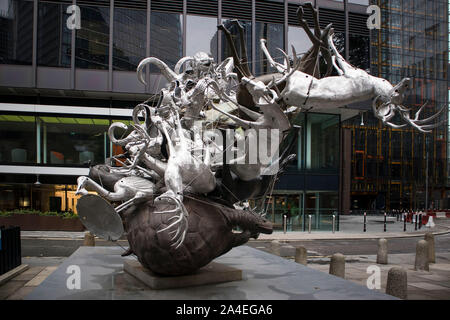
[75,176,155,213]
[261,32,445,133]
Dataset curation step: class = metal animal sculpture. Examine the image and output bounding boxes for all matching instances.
[275,31,445,132]
[75,2,444,277]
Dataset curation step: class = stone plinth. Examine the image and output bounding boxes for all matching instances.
[124,259,242,290]
[25,246,396,300]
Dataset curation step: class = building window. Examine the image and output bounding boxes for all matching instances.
[349,34,370,71]
[0,114,36,164]
[37,1,71,68]
[39,116,110,166]
[306,113,340,171]
[255,22,284,76]
[75,5,110,70]
[288,26,313,63]
[113,7,146,71]
[150,11,183,73]
[0,0,34,65]
[221,19,252,74]
[186,15,218,61]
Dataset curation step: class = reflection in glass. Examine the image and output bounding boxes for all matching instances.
[0,114,36,163]
[255,22,283,76]
[288,26,313,60]
[150,11,183,73]
[113,8,146,71]
[0,183,82,213]
[37,2,71,67]
[221,19,252,74]
[349,34,370,71]
[75,6,110,69]
[40,117,110,166]
[305,191,338,231]
[186,15,218,61]
[0,0,33,65]
[306,114,339,171]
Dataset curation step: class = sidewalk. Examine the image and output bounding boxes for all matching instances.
[304,252,450,300]
[256,216,450,241]
[20,217,450,241]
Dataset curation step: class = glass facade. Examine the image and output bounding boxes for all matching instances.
[3,0,421,230]
[150,11,183,72]
[0,183,80,213]
[260,112,341,231]
[0,0,33,65]
[113,7,146,71]
[0,114,127,166]
[0,114,36,164]
[220,18,252,73]
[343,0,449,211]
[37,1,71,68]
[40,116,111,166]
[75,5,110,70]
[186,15,218,60]
[255,22,284,76]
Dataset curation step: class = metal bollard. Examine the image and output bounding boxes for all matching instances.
[403,214,406,232]
[283,215,287,234]
[384,212,387,232]
[332,215,336,233]
[415,214,418,231]
[419,214,422,229]
[308,215,312,233]
[363,212,367,232]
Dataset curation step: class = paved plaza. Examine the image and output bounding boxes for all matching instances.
[0,217,449,300]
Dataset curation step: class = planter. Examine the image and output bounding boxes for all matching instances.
[0,214,85,231]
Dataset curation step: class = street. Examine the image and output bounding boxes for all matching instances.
[21,233,450,258]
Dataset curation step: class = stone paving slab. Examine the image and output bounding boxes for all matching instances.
[6,286,35,300]
[0,264,29,286]
[24,266,58,287]
[12,266,45,281]
[24,246,395,300]
[0,280,28,300]
[304,253,450,300]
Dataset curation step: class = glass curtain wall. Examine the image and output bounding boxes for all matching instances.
[0,114,36,164]
[288,26,313,62]
[113,7,146,71]
[39,116,110,165]
[0,114,114,166]
[75,4,110,69]
[37,1,71,67]
[255,22,284,76]
[150,11,183,73]
[0,0,34,65]
[221,19,252,74]
[348,0,450,210]
[0,183,82,213]
[186,15,218,61]
[263,112,340,231]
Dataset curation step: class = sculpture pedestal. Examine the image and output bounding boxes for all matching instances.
[124,259,242,289]
[24,246,396,300]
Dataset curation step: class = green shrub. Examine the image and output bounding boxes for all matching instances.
[0,209,79,219]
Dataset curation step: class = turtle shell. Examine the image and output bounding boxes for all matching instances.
[125,196,272,276]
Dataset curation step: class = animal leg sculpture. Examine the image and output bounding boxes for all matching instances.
[76,176,127,201]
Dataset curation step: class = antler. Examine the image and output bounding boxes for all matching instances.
[399,102,446,133]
